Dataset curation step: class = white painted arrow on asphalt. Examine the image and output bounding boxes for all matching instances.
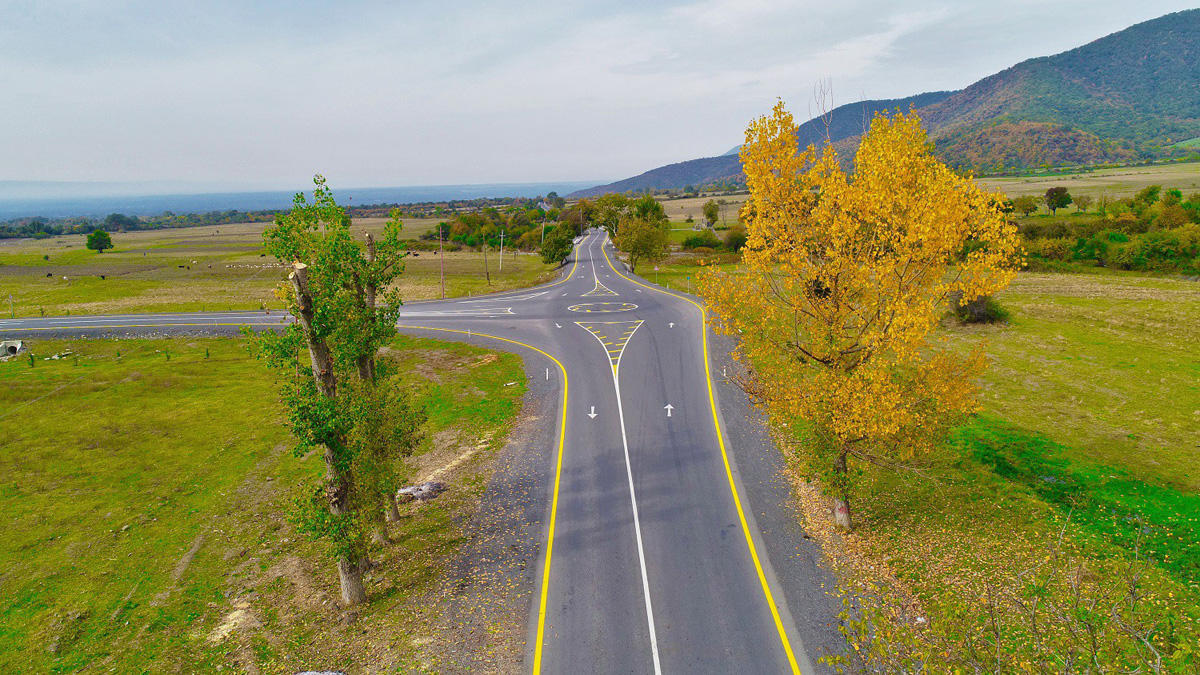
[664,404,674,418]
[555,322,562,328]
[668,322,675,328]
[588,406,598,419]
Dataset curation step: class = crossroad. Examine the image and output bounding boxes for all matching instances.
[1,229,841,673]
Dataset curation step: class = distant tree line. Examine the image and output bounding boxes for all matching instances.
[1014,184,1200,273]
[0,193,568,241]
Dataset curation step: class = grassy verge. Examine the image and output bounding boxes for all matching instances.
[637,253,742,295]
[727,271,1200,668]
[0,335,529,671]
[0,222,556,317]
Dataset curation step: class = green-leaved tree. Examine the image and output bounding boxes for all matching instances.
[86,229,113,253]
[540,224,574,264]
[1044,187,1072,215]
[1012,195,1039,216]
[702,199,719,227]
[247,175,424,606]
[614,215,668,273]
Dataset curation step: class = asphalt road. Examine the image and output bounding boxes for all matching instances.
[0,229,842,673]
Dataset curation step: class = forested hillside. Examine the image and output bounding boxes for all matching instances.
[572,9,1200,196]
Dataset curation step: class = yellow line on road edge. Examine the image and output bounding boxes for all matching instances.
[395,324,568,675]
[601,238,802,673]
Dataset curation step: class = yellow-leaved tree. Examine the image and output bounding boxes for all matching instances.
[700,102,1022,530]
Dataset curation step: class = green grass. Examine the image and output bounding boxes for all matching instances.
[709,266,1200,666]
[0,221,557,317]
[0,335,528,671]
[953,417,1199,581]
[948,273,1200,492]
[634,255,740,295]
[1173,137,1200,149]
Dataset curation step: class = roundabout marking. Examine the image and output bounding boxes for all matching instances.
[566,302,638,313]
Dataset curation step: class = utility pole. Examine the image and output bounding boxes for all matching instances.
[498,231,506,273]
[438,222,446,299]
[482,240,491,285]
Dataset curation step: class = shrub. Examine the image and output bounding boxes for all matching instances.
[1157,205,1191,230]
[953,294,1010,324]
[1073,234,1110,265]
[1018,221,1045,239]
[1114,212,1147,234]
[1041,238,1072,261]
[723,227,747,252]
[690,246,715,255]
[681,230,721,250]
[1112,227,1200,272]
[1043,221,1071,239]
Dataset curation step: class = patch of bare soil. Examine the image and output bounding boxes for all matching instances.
[396,347,472,384]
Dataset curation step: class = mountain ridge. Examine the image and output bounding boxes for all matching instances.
[571,9,1200,198]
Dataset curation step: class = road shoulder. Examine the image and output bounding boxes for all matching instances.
[709,332,847,671]
[421,350,560,672]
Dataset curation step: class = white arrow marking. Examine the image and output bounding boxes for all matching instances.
[722,366,727,378]
[664,404,674,418]
[545,367,549,380]
[588,406,598,419]
[668,322,675,328]
[555,322,562,328]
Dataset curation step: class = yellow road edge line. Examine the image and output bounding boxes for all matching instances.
[601,237,801,673]
[395,324,568,675]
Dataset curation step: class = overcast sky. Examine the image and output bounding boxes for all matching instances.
[1,0,1195,189]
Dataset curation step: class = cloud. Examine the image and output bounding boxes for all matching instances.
[0,0,1196,186]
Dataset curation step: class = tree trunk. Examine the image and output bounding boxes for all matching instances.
[337,556,367,605]
[385,493,402,522]
[291,263,367,605]
[290,264,337,398]
[357,234,378,382]
[370,503,390,545]
[832,448,852,531]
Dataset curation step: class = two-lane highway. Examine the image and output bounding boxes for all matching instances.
[1,229,838,672]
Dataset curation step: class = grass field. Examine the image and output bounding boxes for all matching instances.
[0,220,557,317]
[978,160,1200,200]
[633,246,1200,664]
[819,272,1200,668]
[671,264,1200,667]
[0,335,529,671]
[657,194,746,224]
